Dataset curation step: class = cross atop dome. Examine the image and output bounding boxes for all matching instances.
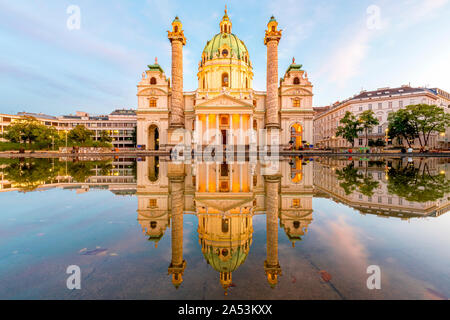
[220,5,232,33]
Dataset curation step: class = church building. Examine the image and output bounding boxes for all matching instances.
[136,8,314,151]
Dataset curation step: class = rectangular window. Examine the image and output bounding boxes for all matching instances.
[359,139,363,146]
[378,103,382,109]
[378,126,382,134]
[293,99,300,107]
[292,199,300,208]
[378,196,382,203]
[368,104,372,110]
[148,199,157,208]
[399,100,403,108]
[149,99,157,107]
[388,101,393,108]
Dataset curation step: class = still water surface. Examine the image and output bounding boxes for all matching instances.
[0,156,449,299]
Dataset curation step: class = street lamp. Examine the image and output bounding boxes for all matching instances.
[64,130,68,149]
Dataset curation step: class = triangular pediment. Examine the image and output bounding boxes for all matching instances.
[195,93,254,108]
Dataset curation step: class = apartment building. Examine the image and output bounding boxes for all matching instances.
[314,86,450,150]
[1,109,137,149]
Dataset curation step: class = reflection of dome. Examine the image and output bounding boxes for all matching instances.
[202,245,249,273]
[197,212,253,294]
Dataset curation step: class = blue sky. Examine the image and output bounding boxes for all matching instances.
[0,0,449,116]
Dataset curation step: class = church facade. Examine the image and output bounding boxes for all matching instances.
[136,9,314,151]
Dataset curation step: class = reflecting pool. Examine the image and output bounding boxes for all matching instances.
[0,156,449,299]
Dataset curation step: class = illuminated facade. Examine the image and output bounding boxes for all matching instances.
[136,8,314,151]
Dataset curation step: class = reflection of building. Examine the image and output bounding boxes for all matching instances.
[0,157,136,193]
[313,157,450,218]
[135,156,315,292]
[314,86,450,149]
[136,8,314,151]
[280,157,314,246]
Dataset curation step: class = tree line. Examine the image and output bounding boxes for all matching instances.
[335,104,450,149]
[0,117,114,150]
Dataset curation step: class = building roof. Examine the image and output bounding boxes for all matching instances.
[17,112,57,120]
[110,109,136,116]
[148,63,164,73]
[203,32,249,60]
[352,86,427,100]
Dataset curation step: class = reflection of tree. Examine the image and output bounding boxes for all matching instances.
[387,160,450,202]
[335,162,379,197]
[2,158,58,191]
[1,158,113,189]
[67,160,112,182]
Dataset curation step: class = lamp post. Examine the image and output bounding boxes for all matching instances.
[385,128,389,151]
[64,130,68,149]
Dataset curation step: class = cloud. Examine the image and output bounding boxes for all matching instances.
[320,29,371,87]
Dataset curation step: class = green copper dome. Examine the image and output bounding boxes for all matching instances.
[202,33,249,60]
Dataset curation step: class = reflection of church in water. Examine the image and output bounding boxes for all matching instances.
[137,157,313,293]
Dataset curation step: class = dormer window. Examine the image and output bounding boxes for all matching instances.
[222,49,228,57]
[293,77,300,85]
[150,77,157,85]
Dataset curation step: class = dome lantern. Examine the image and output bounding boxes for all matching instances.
[220,5,232,34]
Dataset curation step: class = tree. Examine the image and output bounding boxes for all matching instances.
[407,104,450,148]
[99,130,113,143]
[3,117,49,146]
[68,125,94,145]
[387,109,418,148]
[335,111,362,147]
[358,110,379,147]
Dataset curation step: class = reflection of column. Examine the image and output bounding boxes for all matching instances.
[264,175,282,287]
[239,114,243,145]
[239,163,243,192]
[216,163,219,192]
[206,164,209,192]
[168,174,186,288]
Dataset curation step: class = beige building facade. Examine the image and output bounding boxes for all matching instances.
[314,86,450,150]
[136,10,314,152]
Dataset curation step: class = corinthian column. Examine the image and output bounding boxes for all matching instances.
[264,175,282,287]
[168,17,186,128]
[264,16,282,129]
[168,171,186,288]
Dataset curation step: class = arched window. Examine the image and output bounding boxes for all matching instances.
[271,26,275,32]
[222,49,228,57]
[202,77,205,89]
[222,73,229,87]
[174,26,178,32]
[222,218,229,233]
[245,78,248,89]
[293,77,300,85]
[150,77,157,85]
